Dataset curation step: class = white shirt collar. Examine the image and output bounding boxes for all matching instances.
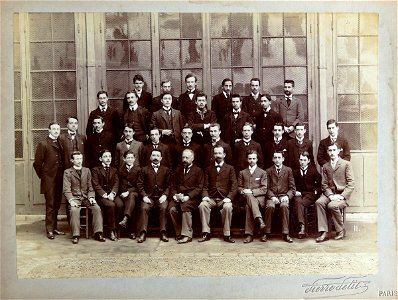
[130,104,138,111]
[223,91,229,97]
[49,134,57,140]
[73,166,82,170]
[99,104,108,111]
[212,138,221,144]
[249,165,257,173]
[215,161,224,167]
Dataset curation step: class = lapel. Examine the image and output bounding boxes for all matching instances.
[184,166,195,181]
[280,97,289,109]
[99,166,107,178]
[121,141,129,151]
[218,163,227,175]
[333,159,343,172]
[47,137,60,150]
[70,167,81,180]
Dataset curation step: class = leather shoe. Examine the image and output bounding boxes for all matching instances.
[198,233,210,242]
[177,236,192,244]
[175,235,182,241]
[109,230,117,241]
[94,232,106,242]
[137,232,146,243]
[129,233,136,240]
[260,234,267,242]
[243,235,253,243]
[298,224,306,239]
[283,234,293,243]
[119,217,128,228]
[316,232,328,243]
[54,229,65,235]
[160,231,169,242]
[256,217,266,232]
[335,230,345,240]
[224,236,235,243]
[47,232,55,240]
[72,236,79,244]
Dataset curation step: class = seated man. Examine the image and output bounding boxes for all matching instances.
[238,150,268,243]
[293,151,321,239]
[136,149,170,243]
[264,151,296,243]
[63,151,105,244]
[169,149,204,244]
[198,146,237,243]
[315,143,355,242]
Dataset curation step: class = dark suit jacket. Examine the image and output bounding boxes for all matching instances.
[86,106,120,138]
[152,95,179,112]
[120,106,150,142]
[178,90,201,120]
[272,96,304,138]
[140,142,172,168]
[266,165,296,199]
[285,138,315,171]
[115,140,142,169]
[85,131,116,169]
[202,163,237,201]
[187,109,217,145]
[242,95,262,122]
[33,137,64,194]
[211,92,232,125]
[238,166,268,198]
[317,135,351,167]
[58,132,86,169]
[233,140,264,172]
[203,140,233,167]
[150,108,185,144]
[137,90,153,112]
[293,165,322,195]
[91,165,119,196]
[63,167,95,201]
[137,164,170,198]
[321,159,355,200]
[263,138,289,169]
[171,141,203,170]
[170,164,204,200]
[221,111,253,145]
[254,109,283,144]
[118,164,141,194]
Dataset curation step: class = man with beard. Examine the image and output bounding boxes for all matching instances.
[171,126,203,170]
[202,123,233,167]
[140,127,172,168]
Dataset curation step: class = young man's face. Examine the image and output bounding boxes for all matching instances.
[273,125,284,139]
[93,118,104,132]
[327,145,340,160]
[299,155,310,169]
[260,96,271,110]
[161,81,172,93]
[247,153,258,167]
[150,151,162,164]
[100,151,112,166]
[97,93,108,107]
[231,97,241,110]
[71,154,83,168]
[150,130,160,144]
[67,117,78,132]
[284,82,294,96]
[209,126,221,140]
[327,123,339,137]
[161,94,173,108]
[126,93,138,106]
[273,153,284,167]
[124,153,135,166]
[222,80,233,94]
[213,147,225,163]
[182,150,194,167]
[250,80,260,94]
[295,125,306,139]
[124,127,134,140]
[196,96,207,110]
[185,76,197,91]
[134,80,144,91]
[181,128,193,142]
[242,125,253,140]
[49,124,61,138]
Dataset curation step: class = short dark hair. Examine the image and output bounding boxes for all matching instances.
[213,145,225,154]
[161,92,173,99]
[284,79,295,86]
[93,115,104,123]
[123,149,135,158]
[295,122,306,129]
[151,148,162,156]
[97,90,108,98]
[185,73,197,82]
[231,93,241,100]
[133,74,144,83]
[196,92,207,99]
[99,149,111,158]
[124,90,138,100]
[209,123,221,130]
[250,78,261,84]
[161,79,171,86]
[242,122,254,131]
[247,149,258,158]
[66,116,78,124]
[150,127,161,135]
[48,122,60,129]
[328,142,341,150]
[70,151,82,159]
[326,119,338,127]
[299,151,311,160]
[273,122,284,130]
[123,122,135,131]
[273,150,285,158]
[259,94,272,101]
[222,78,232,86]
[181,125,193,132]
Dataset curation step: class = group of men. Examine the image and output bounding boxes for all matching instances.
[33,74,355,245]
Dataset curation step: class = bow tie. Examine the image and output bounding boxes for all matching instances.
[285,96,292,100]
[233,111,240,114]
[184,143,190,147]
[244,141,251,146]
[188,91,194,95]
[164,109,171,113]
[104,166,110,171]
[152,164,159,169]
[70,132,76,136]
[125,140,132,145]
[52,139,57,143]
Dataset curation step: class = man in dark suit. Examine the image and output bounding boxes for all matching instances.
[198,146,238,243]
[33,122,65,239]
[114,123,142,169]
[263,123,289,169]
[317,119,351,167]
[272,79,304,139]
[315,143,355,243]
[86,90,120,139]
[133,74,153,111]
[151,92,184,145]
[136,149,170,243]
[238,150,268,243]
[242,78,262,123]
[152,79,179,112]
[169,149,204,243]
[63,151,105,244]
[264,151,296,243]
[187,92,217,145]
[211,78,233,126]
[293,151,321,239]
[140,128,172,168]
[118,150,141,240]
[178,73,201,120]
[171,126,203,170]
[91,149,123,241]
[85,116,116,169]
[285,122,315,170]
[59,116,86,169]
[202,123,233,168]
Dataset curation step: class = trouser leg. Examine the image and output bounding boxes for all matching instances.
[220,202,233,236]
[316,195,329,232]
[264,200,275,234]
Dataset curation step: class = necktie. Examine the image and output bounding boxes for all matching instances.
[244,140,250,146]
[233,111,239,118]
[216,165,221,173]
[184,167,190,175]
[184,143,190,147]
[153,165,159,173]
[285,97,291,107]
[331,137,336,143]
[101,108,105,112]
[104,167,110,184]
[76,169,82,177]
[276,168,281,174]
[153,144,158,149]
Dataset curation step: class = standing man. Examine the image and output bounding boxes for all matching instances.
[264,151,296,243]
[262,122,289,169]
[33,122,65,239]
[317,119,351,167]
[63,151,105,244]
[140,127,172,168]
[315,143,355,242]
[202,123,233,167]
[59,116,86,169]
[272,79,304,139]
[171,126,203,170]
[242,78,263,123]
[152,79,179,112]
[169,149,204,243]
[86,90,120,139]
[114,123,142,169]
[136,149,170,243]
[133,74,153,111]
[238,150,268,243]
[198,146,238,243]
[211,78,233,125]
[178,73,200,120]
[188,92,217,145]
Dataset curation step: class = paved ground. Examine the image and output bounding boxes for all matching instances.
[16,219,378,279]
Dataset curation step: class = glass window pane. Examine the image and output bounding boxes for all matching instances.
[32,101,55,128]
[232,39,252,66]
[337,37,358,65]
[14,72,21,100]
[106,41,129,69]
[360,13,378,35]
[15,130,23,159]
[211,39,231,67]
[284,13,306,36]
[159,13,180,39]
[13,13,20,42]
[160,40,181,68]
[161,70,181,96]
[55,100,77,124]
[261,13,283,37]
[29,13,52,41]
[360,66,377,93]
[32,130,49,156]
[210,14,230,38]
[337,66,358,94]
[53,42,76,70]
[211,69,232,95]
[231,13,253,37]
[232,68,253,95]
[361,123,377,151]
[128,13,151,40]
[182,69,202,91]
[360,37,378,64]
[14,43,21,71]
[55,72,76,99]
[360,94,378,122]
[262,67,284,94]
[30,43,53,70]
[129,71,152,93]
[105,13,128,39]
[262,38,283,66]
[336,13,358,36]
[181,13,202,39]
[285,67,307,94]
[15,101,22,129]
[107,70,129,98]
[129,41,152,69]
[285,38,307,65]
[339,123,360,150]
[338,95,360,122]
[182,40,202,68]
[52,13,74,41]
[32,73,53,99]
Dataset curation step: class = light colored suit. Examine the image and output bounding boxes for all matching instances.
[150,108,184,144]
[114,139,142,169]
[272,96,304,138]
